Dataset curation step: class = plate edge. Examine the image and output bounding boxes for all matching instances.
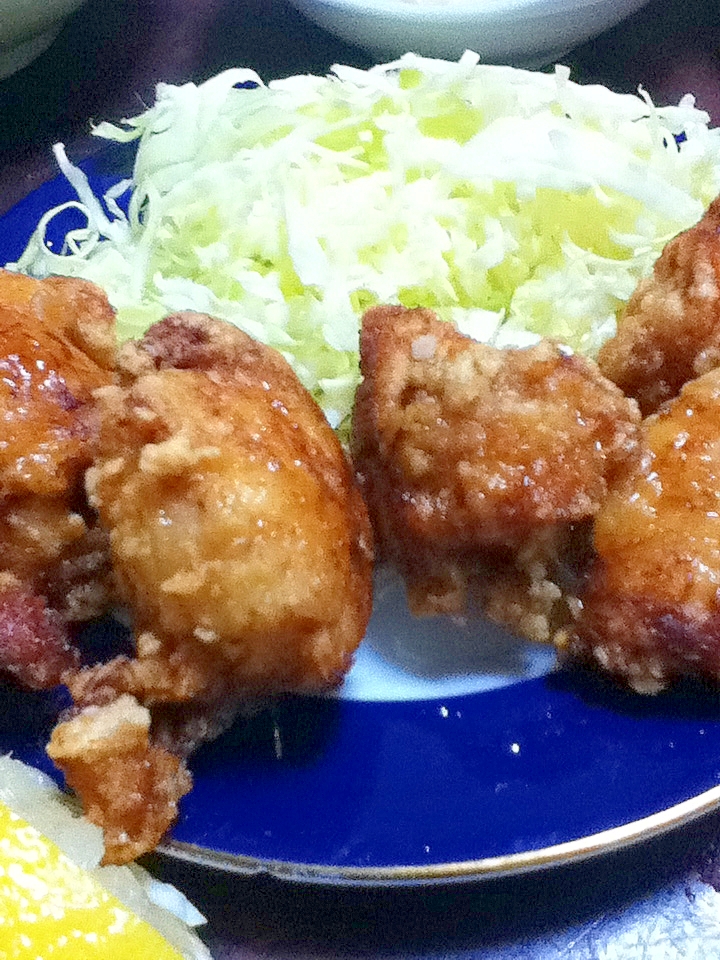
[157,782,720,887]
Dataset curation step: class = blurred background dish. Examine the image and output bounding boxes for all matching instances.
[0,0,88,78]
[285,0,654,67]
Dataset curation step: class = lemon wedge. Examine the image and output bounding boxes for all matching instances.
[0,755,211,959]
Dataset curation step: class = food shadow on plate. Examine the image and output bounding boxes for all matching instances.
[74,610,136,664]
[0,678,68,741]
[75,613,346,773]
[168,696,381,868]
[188,694,344,773]
[548,661,720,723]
[0,678,68,777]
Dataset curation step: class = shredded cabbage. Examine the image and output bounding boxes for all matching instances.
[9,52,720,431]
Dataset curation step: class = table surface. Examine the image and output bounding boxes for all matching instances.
[3,1,720,957]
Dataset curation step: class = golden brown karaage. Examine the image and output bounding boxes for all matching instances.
[71,311,374,704]
[352,305,641,641]
[559,365,720,692]
[0,269,116,688]
[599,196,720,415]
[47,311,374,863]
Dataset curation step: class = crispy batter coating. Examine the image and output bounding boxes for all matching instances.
[0,269,116,369]
[1,498,112,625]
[0,271,115,496]
[560,366,720,692]
[599,197,720,415]
[0,270,116,686]
[47,695,191,865]
[75,312,374,705]
[352,306,640,640]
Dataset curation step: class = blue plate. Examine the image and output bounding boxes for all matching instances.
[2,156,720,887]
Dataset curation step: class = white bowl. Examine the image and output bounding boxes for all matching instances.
[0,0,88,79]
[287,0,652,68]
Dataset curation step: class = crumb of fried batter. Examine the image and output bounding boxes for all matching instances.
[352,305,640,639]
[49,693,152,758]
[599,196,720,414]
[138,429,221,476]
[564,364,720,691]
[65,647,220,708]
[47,694,192,865]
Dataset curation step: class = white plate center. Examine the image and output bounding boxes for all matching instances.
[340,570,556,702]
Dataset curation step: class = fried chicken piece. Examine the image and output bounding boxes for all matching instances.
[559,366,720,693]
[599,196,720,415]
[50,312,372,862]
[47,695,191,865]
[352,306,640,641]
[0,270,117,687]
[71,312,373,706]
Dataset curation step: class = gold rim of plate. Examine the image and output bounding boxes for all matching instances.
[158,784,720,886]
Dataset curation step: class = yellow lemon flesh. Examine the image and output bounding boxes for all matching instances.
[0,799,186,959]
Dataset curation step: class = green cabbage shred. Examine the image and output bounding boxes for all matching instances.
[9,52,720,432]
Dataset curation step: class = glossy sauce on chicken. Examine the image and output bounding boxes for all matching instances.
[565,366,720,691]
[0,270,116,682]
